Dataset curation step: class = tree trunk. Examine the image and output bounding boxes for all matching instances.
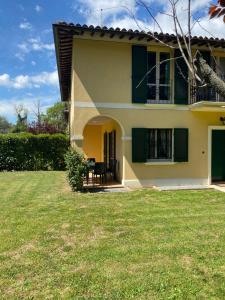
[195,52,225,99]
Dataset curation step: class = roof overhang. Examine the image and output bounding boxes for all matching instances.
[53,22,225,102]
[190,101,225,112]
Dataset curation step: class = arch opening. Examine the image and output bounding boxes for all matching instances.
[83,116,123,184]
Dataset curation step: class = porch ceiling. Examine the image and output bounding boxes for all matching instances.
[190,101,225,112]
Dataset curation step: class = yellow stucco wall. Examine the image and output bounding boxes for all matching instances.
[72,106,224,185]
[72,38,131,103]
[83,125,102,162]
[70,37,225,186]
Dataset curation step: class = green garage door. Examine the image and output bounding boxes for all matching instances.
[212,130,225,182]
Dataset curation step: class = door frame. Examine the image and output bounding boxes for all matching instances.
[208,126,225,184]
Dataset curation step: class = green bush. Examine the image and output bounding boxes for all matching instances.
[65,148,87,192]
[0,133,69,171]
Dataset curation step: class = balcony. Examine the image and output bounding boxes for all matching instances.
[190,77,225,111]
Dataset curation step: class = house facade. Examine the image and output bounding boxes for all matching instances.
[53,22,225,187]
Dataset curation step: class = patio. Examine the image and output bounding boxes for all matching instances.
[82,115,123,187]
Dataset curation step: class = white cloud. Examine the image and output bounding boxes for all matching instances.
[19,21,32,30]
[75,0,137,26]
[76,0,225,38]
[16,37,54,60]
[28,38,54,51]
[35,5,42,12]
[0,71,58,89]
[31,61,36,66]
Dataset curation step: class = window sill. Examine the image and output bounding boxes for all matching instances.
[146,101,172,104]
[144,161,177,166]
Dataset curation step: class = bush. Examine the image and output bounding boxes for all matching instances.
[65,148,87,192]
[0,133,69,171]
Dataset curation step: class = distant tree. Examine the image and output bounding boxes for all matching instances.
[12,104,28,133]
[42,102,67,133]
[209,0,225,23]
[32,99,43,123]
[0,116,12,133]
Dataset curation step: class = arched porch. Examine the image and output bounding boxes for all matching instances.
[82,115,123,185]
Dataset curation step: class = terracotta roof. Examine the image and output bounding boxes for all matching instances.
[53,22,225,102]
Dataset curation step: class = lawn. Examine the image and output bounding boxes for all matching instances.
[0,172,225,299]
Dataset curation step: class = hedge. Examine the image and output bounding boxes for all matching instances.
[0,133,69,171]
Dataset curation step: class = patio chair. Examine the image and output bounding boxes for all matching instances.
[93,162,106,184]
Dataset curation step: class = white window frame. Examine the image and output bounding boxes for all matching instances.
[147,51,172,104]
[146,128,173,162]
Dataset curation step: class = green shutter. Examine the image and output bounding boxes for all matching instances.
[132,45,147,103]
[200,50,211,65]
[174,49,188,105]
[132,128,148,162]
[174,128,189,162]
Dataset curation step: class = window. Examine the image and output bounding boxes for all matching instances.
[147,51,171,103]
[147,129,172,161]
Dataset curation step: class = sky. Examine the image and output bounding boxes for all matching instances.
[0,0,222,123]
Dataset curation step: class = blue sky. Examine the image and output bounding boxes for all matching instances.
[0,0,221,123]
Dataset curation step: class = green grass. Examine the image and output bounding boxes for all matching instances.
[0,172,225,299]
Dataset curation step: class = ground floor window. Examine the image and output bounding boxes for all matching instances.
[147,129,172,161]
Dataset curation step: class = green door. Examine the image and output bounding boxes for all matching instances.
[212,130,225,182]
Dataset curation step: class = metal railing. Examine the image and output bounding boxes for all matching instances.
[190,75,225,104]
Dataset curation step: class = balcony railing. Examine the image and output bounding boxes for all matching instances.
[190,76,225,104]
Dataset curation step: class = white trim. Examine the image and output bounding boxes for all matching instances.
[121,136,132,141]
[208,126,225,185]
[122,178,209,188]
[144,162,177,166]
[71,135,83,141]
[74,101,189,111]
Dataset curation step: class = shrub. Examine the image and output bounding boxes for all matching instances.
[65,148,87,192]
[0,133,69,171]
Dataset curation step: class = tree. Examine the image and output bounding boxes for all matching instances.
[32,99,43,124]
[0,116,11,133]
[209,0,225,23]
[133,0,225,100]
[12,104,28,133]
[42,102,67,133]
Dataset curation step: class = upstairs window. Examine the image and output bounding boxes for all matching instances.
[147,52,171,103]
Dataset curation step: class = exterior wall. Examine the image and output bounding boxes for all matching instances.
[83,125,102,161]
[72,38,131,104]
[72,105,224,186]
[70,37,225,187]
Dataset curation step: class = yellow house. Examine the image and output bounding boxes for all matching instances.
[53,22,225,188]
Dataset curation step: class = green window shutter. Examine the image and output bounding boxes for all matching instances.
[132,45,147,104]
[174,49,188,105]
[132,128,148,162]
[200,50,211,65]
[174,128,189,162]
